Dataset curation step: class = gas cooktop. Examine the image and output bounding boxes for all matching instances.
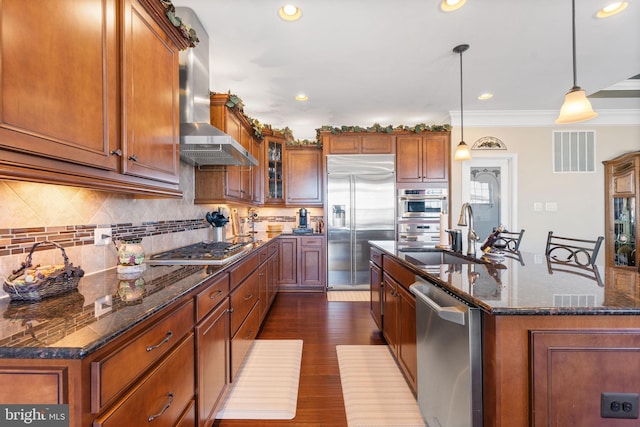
[148,241,254,266]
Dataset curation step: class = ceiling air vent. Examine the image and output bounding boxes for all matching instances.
[552,130,596,173]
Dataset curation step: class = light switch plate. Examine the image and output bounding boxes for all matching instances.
[94,227,112,246]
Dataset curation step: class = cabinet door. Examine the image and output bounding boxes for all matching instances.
[395,135,423,182]
[0,0,119,171]
[382,273,398,355]
[252,138,264,205]
[122,0,180,184]
[278,238,298,286]
[327,135,361,154]
[196,301,229,427]
[397,285,417,391]
[370,261,383,330]
[423,134,449,182]
[299,237,325,288]
[361,134,394,154]
[258,262,269,323]
[266,139,285,205]
[286,147,323,206]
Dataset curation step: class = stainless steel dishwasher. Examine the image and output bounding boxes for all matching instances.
[410,276,483,427]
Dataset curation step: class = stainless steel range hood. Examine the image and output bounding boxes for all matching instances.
[176,7,257,167]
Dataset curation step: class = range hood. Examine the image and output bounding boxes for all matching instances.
[176,7,257,167]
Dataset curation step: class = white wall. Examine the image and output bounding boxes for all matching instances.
[450,124,640,255]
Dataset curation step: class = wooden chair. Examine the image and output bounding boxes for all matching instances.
[494,229,525,252]
[545,231,603,267]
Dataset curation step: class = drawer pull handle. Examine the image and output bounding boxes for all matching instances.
[128,154,139,162]
[146,331,173,352]
[244,293,254,301]
[148,392,174,422]
[245,329,253,339]
[209,289,223,299]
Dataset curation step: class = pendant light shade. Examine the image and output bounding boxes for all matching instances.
[453,44,471,161]
[556,0,597,124]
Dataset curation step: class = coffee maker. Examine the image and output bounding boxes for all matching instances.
[293,208,313,234]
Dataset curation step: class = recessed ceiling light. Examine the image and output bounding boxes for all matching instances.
[441,0,466,12]
[279,5,302,21]
[478,93,493,100]
[596,2,628,18]
[295,94,308,101]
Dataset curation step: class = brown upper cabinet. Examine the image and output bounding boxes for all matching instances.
[264,129,286,206]
[396,132,450,183]
[194,93,260,204]
[0,0,187,197]
[285,145,323,207]
[322,133,395,155]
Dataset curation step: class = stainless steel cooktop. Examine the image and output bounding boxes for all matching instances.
[148,241,253,266]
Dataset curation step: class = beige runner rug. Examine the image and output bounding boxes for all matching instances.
[327,290,369,302]
[216,339,303,420]
[337,345,425,427]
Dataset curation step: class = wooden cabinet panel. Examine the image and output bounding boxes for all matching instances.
[230,303,260,381]
[300,239,324,287]
[94,333,195,427]
[286,146,323,206]
[196,300,229,427]
[0,366,68,404]
[324,133,394,155]
[382,273,398,352]
[91,300,194,413]
[396,133,450,183]
[121,0,180,184]
[530,329,640,427]
[278,238,298,285]
[228,251,259,290]
[195,273,229,322]
[370,260,383,330]
[0,0,119,171]
[176,399,196,427]
[397,284,417,391]
[229,272,259,336]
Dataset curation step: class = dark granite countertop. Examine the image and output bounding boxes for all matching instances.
[0,233,281,359]
[370,240,640,316]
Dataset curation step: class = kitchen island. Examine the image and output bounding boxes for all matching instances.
[370,240,640,427]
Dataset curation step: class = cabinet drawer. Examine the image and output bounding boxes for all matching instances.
[195,273,229,322]
[258,245,270,264]
[91,300,194,413]
[300,236,322,246]
[94,334,195,427]
[231,303,260,381]
[383,255,416,289]
[229,251,259,290]
[230,271,259,335]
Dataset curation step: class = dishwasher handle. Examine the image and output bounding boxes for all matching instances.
[410,282,466,326]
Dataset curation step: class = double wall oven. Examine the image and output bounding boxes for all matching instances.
[397,188,447,246]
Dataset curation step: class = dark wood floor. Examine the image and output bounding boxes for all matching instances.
[214,292,386,427]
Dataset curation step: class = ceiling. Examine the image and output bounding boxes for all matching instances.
[172,0,640,140]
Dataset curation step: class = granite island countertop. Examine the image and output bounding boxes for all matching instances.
[0,232,291,359]
[370,240,640,315]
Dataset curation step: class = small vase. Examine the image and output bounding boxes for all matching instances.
[117,238,145,266]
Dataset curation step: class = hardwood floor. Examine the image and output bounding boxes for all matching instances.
[214,292,386,427]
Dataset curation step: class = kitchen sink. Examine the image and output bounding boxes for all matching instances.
[400,250,481,266]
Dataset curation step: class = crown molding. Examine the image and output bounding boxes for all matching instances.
[449,109,640,127]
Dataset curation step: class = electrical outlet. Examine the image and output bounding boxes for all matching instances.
[601,392,639,419]
[94,227,112,246]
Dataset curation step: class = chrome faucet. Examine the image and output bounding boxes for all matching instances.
[457,202,479,256]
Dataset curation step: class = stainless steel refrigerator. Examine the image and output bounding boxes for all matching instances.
[327,154,395,289]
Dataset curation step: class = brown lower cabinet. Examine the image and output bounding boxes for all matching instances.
[0,242,280,427]
[278,235,326,291]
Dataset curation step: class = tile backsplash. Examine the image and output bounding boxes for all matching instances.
[0,162,323,296]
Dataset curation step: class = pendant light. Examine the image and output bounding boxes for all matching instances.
[555,0,597,124]
[453,44,471,161]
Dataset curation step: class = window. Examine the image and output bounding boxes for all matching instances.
[552,130,596,173]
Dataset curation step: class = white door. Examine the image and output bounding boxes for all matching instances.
[461,155,518,241]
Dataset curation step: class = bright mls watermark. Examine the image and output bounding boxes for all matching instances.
[0,405,69,426]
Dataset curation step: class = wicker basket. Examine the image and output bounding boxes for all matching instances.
[3,241,85,302]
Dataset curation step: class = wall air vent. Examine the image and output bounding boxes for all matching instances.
[552,130,596,173]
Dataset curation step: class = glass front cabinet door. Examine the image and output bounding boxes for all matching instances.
[265,132,285,205]
[604,151,639,302]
